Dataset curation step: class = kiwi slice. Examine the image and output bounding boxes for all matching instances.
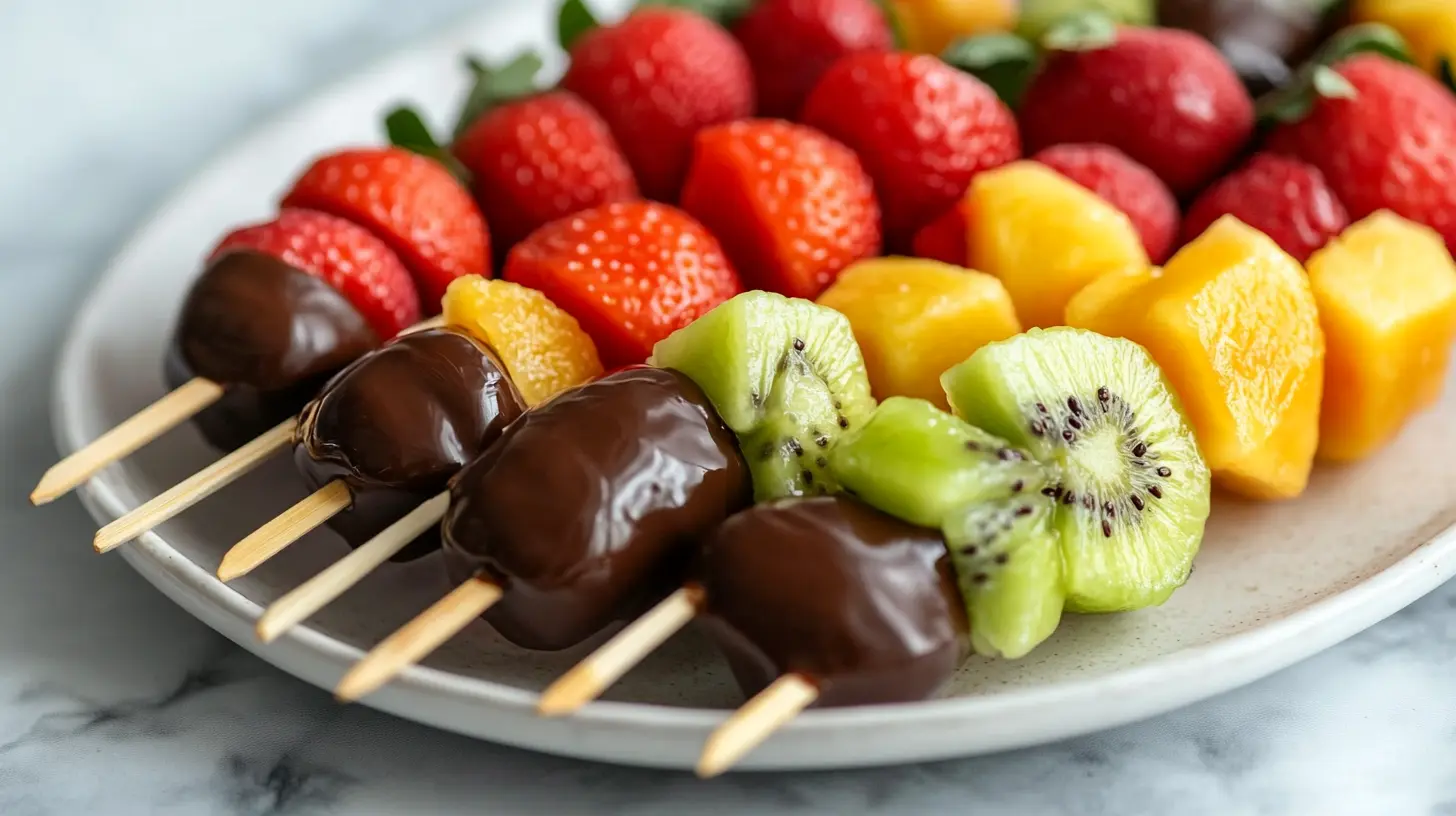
[650,291,876,501]
[829,396,1050,529]
[942,327,1211,613]
[944,497,1064,659]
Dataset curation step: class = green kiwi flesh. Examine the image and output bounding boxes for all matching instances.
[941,327,1211,613]
[649,291,876,501]
[828,396,1049,529]
[943,497,1064,659]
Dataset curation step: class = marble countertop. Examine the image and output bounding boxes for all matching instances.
[3,1,1455,813]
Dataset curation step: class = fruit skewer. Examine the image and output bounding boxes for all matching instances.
[326,366,750,701]
[214,323,526,582]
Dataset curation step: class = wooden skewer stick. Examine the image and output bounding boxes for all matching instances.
[93,419,297,554]
[255,492,450,643]
[536,585,704,716]
[334,576,502,702]
[216,480,351,582]
[696,674,819,778]
[31,377,225,505]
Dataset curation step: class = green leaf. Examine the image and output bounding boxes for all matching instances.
[872,0,906,50]
[1440,57,1456,95]
[941,33,1039,109]
[1308,22,1413,68]
[558,0,600,51]
[1310,65,1357,99]
[634,0,756,24]
[384,107,469,180]
[1040,11,1118,53]
[450,52,545,140]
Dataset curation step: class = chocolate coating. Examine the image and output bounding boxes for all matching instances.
[697,496,967,708]
[165,250,380,450]
[442,367,751,652]
[295,327,525,560]
[1158,0,1333,95]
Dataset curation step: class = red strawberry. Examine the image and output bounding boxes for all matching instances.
[1266,55,1456,252]
[801,52,1020,250]
[281,147,489,311]
[504,201,742,367]
[732,0,893,119]
[1182,153,1350,263]
[681,120,881,300]
[1019,27,1254,196]
[213,208,421,338]
[910,200,972,267]
[453,90,639,252]
[561,8,755,201]
[1033,143,1180,263]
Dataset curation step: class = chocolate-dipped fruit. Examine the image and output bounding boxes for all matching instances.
[441,366,751,651]
[696,496,967,707]
[164,250,380,451]
[294,326,526,560]
[1158,0,1338,94]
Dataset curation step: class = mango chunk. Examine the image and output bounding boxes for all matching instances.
[1068,216,1325,499]
[968,162,1149,329]
[1306,211,1456,461]
[817,257,1021,410]
[443,276,603,406]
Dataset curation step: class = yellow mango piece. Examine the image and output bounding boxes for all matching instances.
[1064,266,1162,329]
[891,0,1018,55]
[968,162,1150,329]
[1353,0,1456,76]
[1306,211,1456,461]
[817,257,1021,410]
[1066,216,1325,499]
[443,276,603,406]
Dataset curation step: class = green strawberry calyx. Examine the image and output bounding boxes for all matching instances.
[942,33,1040,110]
[1256,23,1414,125]
[383,107,469,181]
[1040,11,1118,53]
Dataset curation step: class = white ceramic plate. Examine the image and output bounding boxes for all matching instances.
[51,0,1456,773]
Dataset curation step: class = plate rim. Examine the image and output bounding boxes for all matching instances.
[46,2,1456,769]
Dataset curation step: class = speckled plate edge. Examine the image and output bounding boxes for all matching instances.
[49,2,1456,772]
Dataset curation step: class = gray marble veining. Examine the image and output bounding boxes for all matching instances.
[3,1,1456,813]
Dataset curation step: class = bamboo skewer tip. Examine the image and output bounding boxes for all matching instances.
[216,480,351,582]
[696,674,818,779]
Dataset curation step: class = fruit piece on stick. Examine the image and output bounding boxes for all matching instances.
[212,208,420,339]
[650,291,876,501]
[281,147,489,311]
[442,276,604,407]
[942,327,1211,612]
[967,161,1149,328]
[817,257,1020,409]
[503,201,741,369]
[681,120,881,301]
[1306,211,1456,461]
[1067,216,1325,500]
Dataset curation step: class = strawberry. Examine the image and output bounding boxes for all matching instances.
[453,90,639,252]
[560,5,755,201]
[281,147,489,312]
[1019,26,1255,196]
[681,120,881,300]
[1033,143,1180,263]
[213,208,421,339]
[1266,55,1456,253]
[910,199,972,266]
[1182,153,1350,263]
[503,201,742,367]
[801,52,1020,250]
[732,0,893,119]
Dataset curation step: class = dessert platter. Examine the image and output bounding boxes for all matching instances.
[36,0,1456,774]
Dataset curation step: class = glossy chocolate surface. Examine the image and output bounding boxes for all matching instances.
[295,326,525,560]
[164,249,379,450]
[697,496,967,708]
[442,367,750,652]
[1158,0,1332,94]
